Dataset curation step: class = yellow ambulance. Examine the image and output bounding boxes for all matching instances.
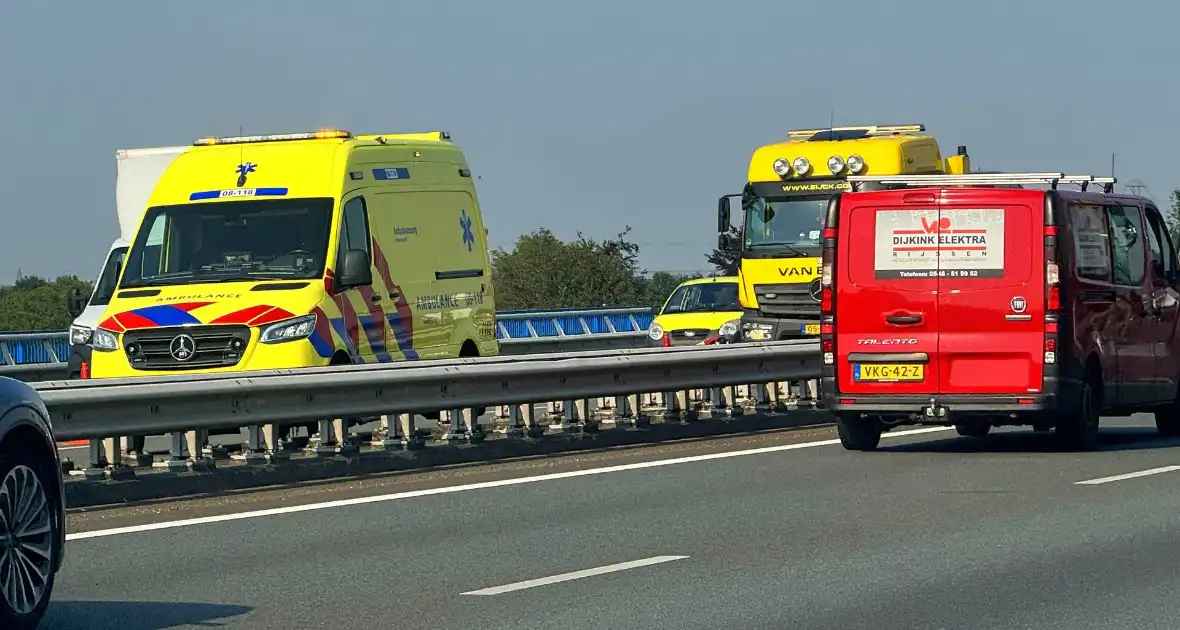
[88,129,498,379]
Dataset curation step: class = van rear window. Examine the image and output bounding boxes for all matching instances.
[1071,203,1112,282]
[873,208,1005,279]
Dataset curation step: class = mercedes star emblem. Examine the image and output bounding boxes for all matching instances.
[169,334,196,362]
[808,278,823,302]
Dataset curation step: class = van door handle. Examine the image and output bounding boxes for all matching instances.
[370,294,382,303]
[885,314,923,326]
[389,290,401,299]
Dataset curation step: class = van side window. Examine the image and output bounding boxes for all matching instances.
[1105,205,1146,286]
[335,196,372,285]
[1072,203,1112,282]
[1144,206,1177,282]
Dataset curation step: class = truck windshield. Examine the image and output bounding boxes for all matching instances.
[743,196,827,255]
[120,198,334,288]
[662,282,741,314]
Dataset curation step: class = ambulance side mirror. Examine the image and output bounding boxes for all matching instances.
[339,249,372,287]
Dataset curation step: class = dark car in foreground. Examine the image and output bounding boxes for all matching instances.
[0,377,65,629]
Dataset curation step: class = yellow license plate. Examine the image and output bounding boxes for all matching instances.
[853,363,924,382]
[801,324,820,335]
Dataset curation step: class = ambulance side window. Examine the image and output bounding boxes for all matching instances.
[1106,205,1146,286]
[1071,203,1112,283]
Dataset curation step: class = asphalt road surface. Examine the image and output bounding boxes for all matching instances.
[50,415,1180,629]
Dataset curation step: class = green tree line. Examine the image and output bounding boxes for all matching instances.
[0,225,736,331]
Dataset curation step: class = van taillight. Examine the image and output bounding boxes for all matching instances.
[1044,223,1059,367]
[820,224,837,366]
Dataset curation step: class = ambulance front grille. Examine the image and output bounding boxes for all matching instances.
[123,325,251,371]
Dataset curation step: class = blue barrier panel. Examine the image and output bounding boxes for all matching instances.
[5,308,658,358]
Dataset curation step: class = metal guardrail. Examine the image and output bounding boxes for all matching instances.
[0,307,657,378]
[38,341,823,481]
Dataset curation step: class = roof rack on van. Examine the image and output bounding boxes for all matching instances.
[847,172,1117,194]
[786,124,925,140]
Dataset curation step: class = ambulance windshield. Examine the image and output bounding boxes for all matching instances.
[120,198,334,288]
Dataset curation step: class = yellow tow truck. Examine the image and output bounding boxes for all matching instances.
[716,123,971,342]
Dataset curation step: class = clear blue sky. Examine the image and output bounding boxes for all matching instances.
[1,0,1176,284]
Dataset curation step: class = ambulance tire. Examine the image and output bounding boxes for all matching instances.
[1056,376,1100,451]
[835,413,882,451]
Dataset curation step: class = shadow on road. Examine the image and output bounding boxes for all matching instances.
[42,600,251,629]
[880,426,1180,454]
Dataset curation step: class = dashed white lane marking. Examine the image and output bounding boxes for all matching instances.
[65,425,953,541]
[462,555,690,595]
[1075,465,1180,485]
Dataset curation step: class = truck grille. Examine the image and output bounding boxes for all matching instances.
[123,325,251,371]
[753,281,822,318]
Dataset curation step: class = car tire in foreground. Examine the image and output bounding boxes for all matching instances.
[0,437,59,629]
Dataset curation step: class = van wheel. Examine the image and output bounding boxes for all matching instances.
[955,422,990,438]
[1151,388,1180,437]
[1057,379,1100,450]
[835,413,882,451]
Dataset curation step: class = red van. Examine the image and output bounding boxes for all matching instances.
[818,172,1180,451]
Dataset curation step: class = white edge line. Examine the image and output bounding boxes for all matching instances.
[461,555,690,595]
[1075,465,1180,485]
[65,425,952,541]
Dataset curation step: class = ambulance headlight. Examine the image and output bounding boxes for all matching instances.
[827,155,845,175]
[846,154,865,174]
[260,314,318,344]
[718,319,740,339]
[792,157,811,176]
[772,158,792,177]
[91,328,119,352]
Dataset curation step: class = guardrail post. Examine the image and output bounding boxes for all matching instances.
[238,424,287,464]
[650,390,684,424]
[495,405,525,438]
[520,403,545,438]
[402,413,426,449]
[549,399,580,434]
[747,382,772,415]
[82,437,134,480]
[158,430,214,473]
[440,409,469,442]
[374,413,399,449]
[575,398,597,433]
[313,417,358,456]
[703,385,742,419]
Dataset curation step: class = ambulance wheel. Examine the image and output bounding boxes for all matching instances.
[955,422,991,438]
[1057,376,1100,450]
[835,413,882,451]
